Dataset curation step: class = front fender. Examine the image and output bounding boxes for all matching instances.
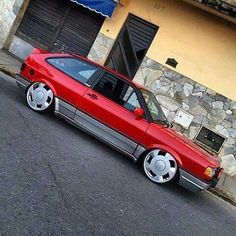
[144,144,183,168]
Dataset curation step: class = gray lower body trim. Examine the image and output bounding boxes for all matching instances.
[74,109,138,156]
[54,97,76,120]
[15,74,31,93]
[54,98,146,161]
[133,145,146,160]
[179,169,210,192]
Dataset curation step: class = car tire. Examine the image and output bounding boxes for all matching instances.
[26,82,54,112]
[143,149,178,184]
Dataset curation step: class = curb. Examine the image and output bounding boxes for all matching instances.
[208,188,236,207]
[0,65,16,78]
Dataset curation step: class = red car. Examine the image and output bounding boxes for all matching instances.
[16,49,222,192]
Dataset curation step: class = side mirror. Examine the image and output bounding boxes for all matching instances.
[134,107,144,117]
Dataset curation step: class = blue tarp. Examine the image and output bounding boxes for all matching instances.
[70,0,117,18]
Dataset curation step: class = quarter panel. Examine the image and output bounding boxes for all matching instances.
[21,54,90,107]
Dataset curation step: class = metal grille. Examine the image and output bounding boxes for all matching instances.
[194,126,226,154]
[17,0,104,56]
[17,0,64,48]
[52,5,104,55]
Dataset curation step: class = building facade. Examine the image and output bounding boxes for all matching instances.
[0,0,236,199]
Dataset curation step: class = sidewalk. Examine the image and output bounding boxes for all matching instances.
[0,50,22,77]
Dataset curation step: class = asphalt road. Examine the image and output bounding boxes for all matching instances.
[0,72,236,236]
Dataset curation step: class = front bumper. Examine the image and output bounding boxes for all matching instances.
[15,74,31,93]
[179,169,219,192]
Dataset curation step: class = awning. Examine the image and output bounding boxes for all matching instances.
[70,0,118,18]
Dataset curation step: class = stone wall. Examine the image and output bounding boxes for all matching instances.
[134,57,236,177]
[0,0,24,49]
[88,32,115,65]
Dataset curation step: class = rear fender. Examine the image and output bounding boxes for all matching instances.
[30,79,57,97]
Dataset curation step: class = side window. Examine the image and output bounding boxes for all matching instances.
[123,91,140,111]
[94,73,141,112]
[47,57,98,84]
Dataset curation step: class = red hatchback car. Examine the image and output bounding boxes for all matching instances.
[16,49,222,192]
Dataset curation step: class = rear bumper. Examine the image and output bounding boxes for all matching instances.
[15,74,31,93]
[179,169,219,192]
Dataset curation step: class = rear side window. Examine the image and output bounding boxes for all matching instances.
[47,57,98,84]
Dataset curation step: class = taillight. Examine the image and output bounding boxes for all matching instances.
[20,63,26,71]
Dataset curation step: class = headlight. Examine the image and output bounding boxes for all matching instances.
[204,167,216,178]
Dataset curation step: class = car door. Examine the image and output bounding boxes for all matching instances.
[74,71,150,155]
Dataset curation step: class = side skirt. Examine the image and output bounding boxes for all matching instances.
[54,97,146,162]
[15,74,31,93]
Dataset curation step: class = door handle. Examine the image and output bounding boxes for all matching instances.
[87,93,98,100]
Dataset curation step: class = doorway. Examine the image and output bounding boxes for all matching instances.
[105,14,158,79]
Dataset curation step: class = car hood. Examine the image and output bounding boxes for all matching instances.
[161,126,221,166]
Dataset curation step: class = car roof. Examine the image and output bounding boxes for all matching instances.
[42,52,150,91]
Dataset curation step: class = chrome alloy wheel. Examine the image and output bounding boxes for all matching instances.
[26,82,54,112]
[143,149,178,184]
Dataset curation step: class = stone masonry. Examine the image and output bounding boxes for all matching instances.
[88,32,115,65]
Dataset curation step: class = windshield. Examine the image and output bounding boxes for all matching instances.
[140,89,168,124]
